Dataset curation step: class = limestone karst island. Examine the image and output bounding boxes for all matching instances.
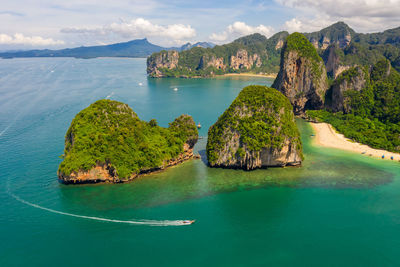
[2,0,400,265]
[206,85,303,169]
[58,100,198,183]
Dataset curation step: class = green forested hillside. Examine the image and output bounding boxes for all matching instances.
[148,22,400,78]
[307,60,400,153]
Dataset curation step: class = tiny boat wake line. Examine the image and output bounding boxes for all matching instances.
[7,187,194,227]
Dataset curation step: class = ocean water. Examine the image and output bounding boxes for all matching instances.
[1,58,400,266]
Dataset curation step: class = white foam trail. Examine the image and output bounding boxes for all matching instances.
[0,124,12,137]
[7,190,191,226]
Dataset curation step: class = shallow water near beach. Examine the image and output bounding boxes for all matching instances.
[1,58,400,266]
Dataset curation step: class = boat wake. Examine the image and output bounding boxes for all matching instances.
[0,124,12,137]
[7,190,192,227]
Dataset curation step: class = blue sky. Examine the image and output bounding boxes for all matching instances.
[1,0,400,49]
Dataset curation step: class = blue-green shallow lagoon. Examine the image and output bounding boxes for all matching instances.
[1,58,400,266]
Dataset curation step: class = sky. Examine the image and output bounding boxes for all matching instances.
[1,0,400,50]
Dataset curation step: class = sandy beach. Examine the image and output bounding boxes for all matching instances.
[310,122,400,161]
[221,73,277,79]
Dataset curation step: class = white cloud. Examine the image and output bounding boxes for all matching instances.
[282,16,336,33]
[283,18,303,32]
[209,21,275,43]
[277,0,400,18]
[278,0,400,33]
[0,33,64,46]
[61,18,196,46]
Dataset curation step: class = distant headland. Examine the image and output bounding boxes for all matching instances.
[147,22,400,78]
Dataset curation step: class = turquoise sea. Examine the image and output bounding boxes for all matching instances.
[1,58,400,266]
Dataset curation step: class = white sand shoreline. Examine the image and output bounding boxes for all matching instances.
[310,122,400,161]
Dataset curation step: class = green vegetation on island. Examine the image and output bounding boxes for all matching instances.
[207,85,303,169]
[58,99,198,181]
[307,59,400,153]
[285,32,322,63]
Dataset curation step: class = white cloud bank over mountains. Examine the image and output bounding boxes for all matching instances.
[0,33,64,46]
[61,18,196,46]
[209,21,274,42]
[278,0,400,32]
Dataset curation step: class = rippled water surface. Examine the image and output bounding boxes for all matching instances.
[1,58,399,266]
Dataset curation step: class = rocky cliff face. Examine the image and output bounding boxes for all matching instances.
[58,100,198,184]
[58,143,195,184]
[323,45,351,78]
[272,33,329,115]
[199,55,226,70]
[147,46,265,77]
[275,39,284,50]
[206,85,303,170]
[329,66,369,113]
[230,49,262,69]
[306,21,354,50]
[147,50,179,77]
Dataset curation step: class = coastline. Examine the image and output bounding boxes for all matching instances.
[310,122,400,161]
[220,73,277,78]
[59,153,200,185]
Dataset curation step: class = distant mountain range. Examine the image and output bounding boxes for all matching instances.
[147,22,400,78]
[0,39,215,59]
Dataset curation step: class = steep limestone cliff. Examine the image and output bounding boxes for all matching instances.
[275,39,285,50]
[329,66,369,113]
[58,100,198,184]
[272,33,329,115]
[206,85,303,170]
[305,21,354,50]
[230,49,262,69]
[147,50,179,77]
[199,55,226,70]
[146,33,276,77]
[323,45,353,78]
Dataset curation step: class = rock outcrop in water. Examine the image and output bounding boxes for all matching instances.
[206,85,303,170]
[272,32,329,115]
[58,100,198,184]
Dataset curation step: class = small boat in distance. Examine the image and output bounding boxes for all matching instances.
[197,123,201,129]
[182,220,195,225]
